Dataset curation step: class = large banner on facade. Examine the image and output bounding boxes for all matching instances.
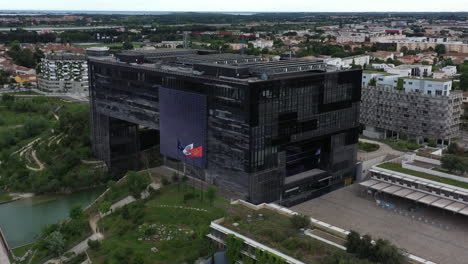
[159,87,207,168]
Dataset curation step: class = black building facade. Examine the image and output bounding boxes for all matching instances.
[89,50,362,205]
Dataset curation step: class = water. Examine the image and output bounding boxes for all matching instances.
[0,187,105,248]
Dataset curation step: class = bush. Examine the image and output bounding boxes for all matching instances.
[19,117,48,139]
[289,214,310,229]
[358,141,379,152]
[127,171,150,198]
[87,239,101,250]
[183,193,195,202]
[161,177,170,186]
[447,142,459,154]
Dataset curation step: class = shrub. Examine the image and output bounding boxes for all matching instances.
[87,239,101,250]
[161,177,170,186]
[183,193,195,202]
[289,214,310,229]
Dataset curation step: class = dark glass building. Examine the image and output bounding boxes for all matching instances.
[89,50,362,205]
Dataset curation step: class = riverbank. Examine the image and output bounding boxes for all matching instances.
[0,193,34,205]
[0,187,106,249]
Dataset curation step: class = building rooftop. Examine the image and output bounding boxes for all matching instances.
[90,49,336,83]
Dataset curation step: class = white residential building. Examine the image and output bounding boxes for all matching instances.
[38,53,89,96]
[441,66,457,77]
[403,78,452,96]
[248,40,274,49]
[340,54,370,69]
[371,63,395,70]
[336,32,367,43]
[362,72,402,89]
[385,64,432,78]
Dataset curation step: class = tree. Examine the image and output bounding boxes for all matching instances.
[99,201,112,214]
[206,187,216,206]
[289,214,310,229]
[46,231,65,258]
[346,230,361,254]
[69,205,83,220]
[447,142,459,154]
[122,41,133,50]
[435,44,446,56]
[127,171,150,198]
[357,234,373,259]
[400,46,409,55]
[441,154,468,174]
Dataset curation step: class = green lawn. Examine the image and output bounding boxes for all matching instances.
[89,184,227,264]
[6,90,42,95]
[377,162,468,189]
[11,243,34,258]
[360,136,423,152]
[358,141,379,152]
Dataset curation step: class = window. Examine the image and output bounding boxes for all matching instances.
[427,91,432,95]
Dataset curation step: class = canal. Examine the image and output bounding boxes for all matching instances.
[0,187,105,248]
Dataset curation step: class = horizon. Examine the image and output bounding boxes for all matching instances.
[2,0,468,13]
[2,10,468,13]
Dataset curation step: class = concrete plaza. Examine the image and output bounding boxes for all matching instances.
[292,184,468,264]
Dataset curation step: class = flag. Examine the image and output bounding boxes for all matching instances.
[177,139,184,152]
[189,146,203,157]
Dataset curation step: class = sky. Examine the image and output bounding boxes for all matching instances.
[1,0,468,13]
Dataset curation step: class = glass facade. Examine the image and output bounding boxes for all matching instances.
[89,58,361,205]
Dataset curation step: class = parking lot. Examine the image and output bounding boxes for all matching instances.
[292,184,468,264]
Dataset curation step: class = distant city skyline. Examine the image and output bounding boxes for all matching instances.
[2,0,468,13]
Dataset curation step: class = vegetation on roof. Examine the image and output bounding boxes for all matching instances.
[377,162,468,189]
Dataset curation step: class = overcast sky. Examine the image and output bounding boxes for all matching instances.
[2,0,467,12]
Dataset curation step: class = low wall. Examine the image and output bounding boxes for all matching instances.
[405,153,441,166]
[361,155,388,172]
[402,162,468,183]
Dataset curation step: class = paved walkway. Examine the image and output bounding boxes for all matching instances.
[0,242,10,264]
[44,233,103,264]
[358,138,404,161]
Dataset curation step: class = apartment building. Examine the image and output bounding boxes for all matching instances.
[38,53,89,96]
[385,64,432,78]
[361,74,462,144]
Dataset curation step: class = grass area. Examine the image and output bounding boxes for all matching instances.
[377,162,468,189]
[0,95,109,194]
[11,243,34,257]
[0,192,12,203]
[358,141,379,152]
[6,90,42,95]
[360,136,423,152]
[89,184,227,264]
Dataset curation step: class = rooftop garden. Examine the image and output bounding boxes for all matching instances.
[220,205,406,264]
[377,162,468,189]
